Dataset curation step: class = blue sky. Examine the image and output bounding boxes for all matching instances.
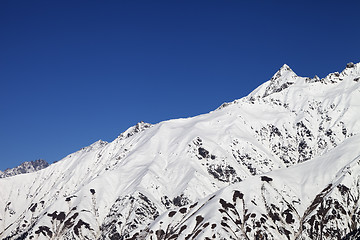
[1,0,359,170]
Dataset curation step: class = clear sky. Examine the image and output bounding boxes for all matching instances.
[1,0,359,170]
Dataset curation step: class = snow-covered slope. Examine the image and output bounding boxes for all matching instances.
[144,134,360,239]
[0,62,359,240]
[0,159,49,178]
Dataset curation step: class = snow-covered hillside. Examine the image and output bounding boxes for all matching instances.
[0,62,359,239]
[144,134,360,239]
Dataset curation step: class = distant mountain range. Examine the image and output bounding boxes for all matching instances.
[0,62,359,239]
[0,159,49,178]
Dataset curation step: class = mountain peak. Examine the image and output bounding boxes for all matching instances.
[280,63,292,71]
[117,121,152,140]
[258,64,298,98]
[273,64,297,79]
[79,139,108,153]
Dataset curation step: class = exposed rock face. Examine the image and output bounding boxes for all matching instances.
[0,62,360,239]
[347,62,355,68]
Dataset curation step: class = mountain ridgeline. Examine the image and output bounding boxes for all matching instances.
[1,63,360,239]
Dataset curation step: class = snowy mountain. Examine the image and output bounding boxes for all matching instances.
[0,159,49,178]
[0,62,359,240]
